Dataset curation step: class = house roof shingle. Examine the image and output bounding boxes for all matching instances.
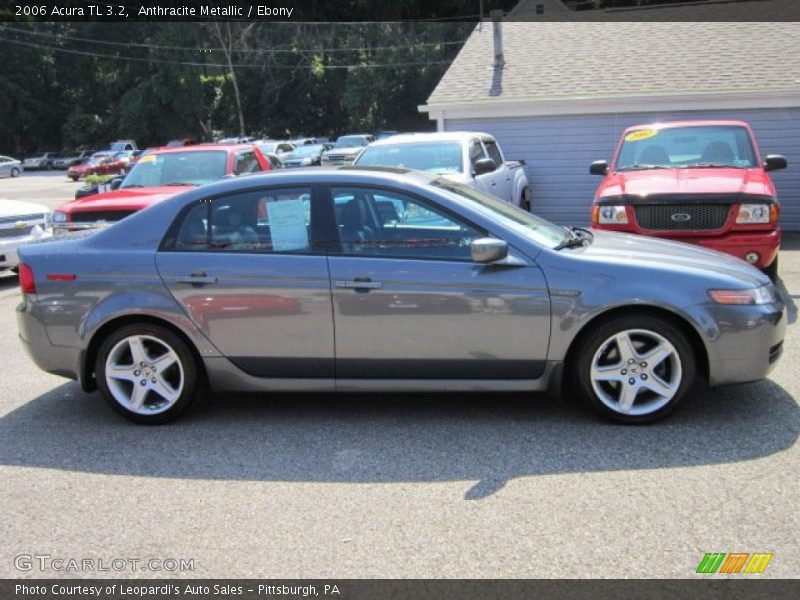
[426,6,800,107]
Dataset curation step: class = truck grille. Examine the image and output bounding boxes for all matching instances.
[634,204,731,231]
[0,226,34,238]
[70,211,136,223]
[0,213,43,225]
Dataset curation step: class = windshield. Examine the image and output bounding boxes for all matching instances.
[356,141,463,174]
[289,145,324,157]
[121,150,228,188]
[335,136,368,148]
[615,125,757,170]
[85,155,109,165]
[431,179,566,249]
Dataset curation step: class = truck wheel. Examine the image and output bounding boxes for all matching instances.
[765,257,779,283]
[521,187,532,211]
[573,314,696,424]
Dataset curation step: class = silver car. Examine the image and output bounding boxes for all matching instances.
[0,155,23,178]
[16,168,785,424]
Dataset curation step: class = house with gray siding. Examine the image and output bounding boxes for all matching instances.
[419,0,800,229]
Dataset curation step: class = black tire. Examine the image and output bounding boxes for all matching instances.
[572,314,696,424]
[521,187,532,211]
[69,176,79,182]
[765,256,779,283]
[10,167,20,178]
[95,323,203,424]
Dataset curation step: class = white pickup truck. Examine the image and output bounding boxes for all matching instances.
[353,131,531,209]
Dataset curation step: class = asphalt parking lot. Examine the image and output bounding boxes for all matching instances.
[0,173,797,578]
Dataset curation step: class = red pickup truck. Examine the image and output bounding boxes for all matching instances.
[590,120,787,279]
[54,144,270,232]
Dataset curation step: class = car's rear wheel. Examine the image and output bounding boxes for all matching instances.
[10,167,20,178]
[95,324,202,424]
[573,315,696,424]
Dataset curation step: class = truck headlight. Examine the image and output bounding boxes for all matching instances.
[709,284,776,305]
[736,204,771,224]
[53,211,67,223]
[593,205,629,225]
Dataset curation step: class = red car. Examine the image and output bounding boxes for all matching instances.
[67,152,129,181]
[54,144,270,232]
[590,120,787,279]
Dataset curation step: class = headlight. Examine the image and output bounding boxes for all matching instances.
[53,211,67,223]
[344,154,358,161]
[594,205,629,225]
[301,158,313,166]
[709,284,776,305]
[736,204,772,224]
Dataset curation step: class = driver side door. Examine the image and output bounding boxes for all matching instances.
[326,185,551,381]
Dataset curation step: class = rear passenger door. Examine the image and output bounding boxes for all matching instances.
[156,186,335,379]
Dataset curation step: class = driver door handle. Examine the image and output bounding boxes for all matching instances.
[175,272,217,285]
[335,278,383,290]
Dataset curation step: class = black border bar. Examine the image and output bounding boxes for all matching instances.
[3,579,800,600]
[3,0,800,22]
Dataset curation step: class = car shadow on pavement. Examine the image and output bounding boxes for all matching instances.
[0,379,797,500]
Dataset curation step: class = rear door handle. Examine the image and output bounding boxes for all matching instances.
[335,279,383,290]
[175,272,217,285]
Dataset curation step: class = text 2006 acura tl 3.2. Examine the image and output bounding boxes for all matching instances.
[16,168,785,424]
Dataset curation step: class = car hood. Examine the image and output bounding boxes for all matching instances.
[597,167,774,199]
[0,199,49,218]
[57,187,189,213]
[574,230,769,287]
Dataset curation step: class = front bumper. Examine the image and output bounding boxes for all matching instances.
[53,221,113,236]
[0,228,53,268]
[701,300,786,386]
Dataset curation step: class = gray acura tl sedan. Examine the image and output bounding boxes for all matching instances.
[16,168,785,424]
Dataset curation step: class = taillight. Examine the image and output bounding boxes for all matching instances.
[19,263,36,294]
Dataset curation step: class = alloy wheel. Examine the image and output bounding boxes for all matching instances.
[104,334,184,415]
[589,329,682,416]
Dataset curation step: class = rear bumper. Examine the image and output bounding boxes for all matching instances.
[16,299,81,381]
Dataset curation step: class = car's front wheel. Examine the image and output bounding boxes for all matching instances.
[573,315,696,424]
[10,167,20,178]
[95,323,202,424]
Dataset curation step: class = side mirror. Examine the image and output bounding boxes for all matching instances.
[764,155,787,172]
[109,177,123,190]
[470,237,508,264]
[590,160,608,176]
[473,158,496,177]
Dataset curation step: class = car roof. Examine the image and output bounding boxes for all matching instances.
[181,166,438,194]
[365,131,494,147]
[152,144,254,155]
[623,120,751,133]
